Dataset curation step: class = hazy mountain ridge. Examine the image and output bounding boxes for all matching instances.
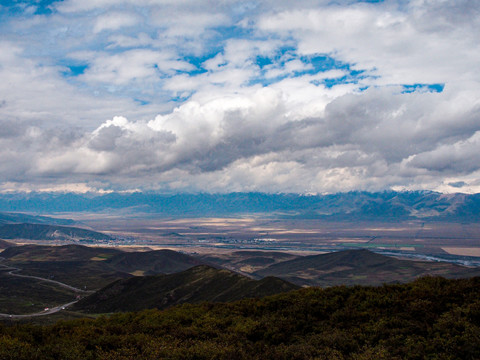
[0,223,113,242]
[0,212,74,225]
[0,191,478,220]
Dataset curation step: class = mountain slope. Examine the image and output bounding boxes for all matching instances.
[255,249,480,286]
[0,212,74,225]
[198,250,300,274]
[0,244,130,289]
[0,223,113,241]
[0,245,209,289]
[105,249,205,275]
[74,265,299,313]
[0,244,121,262]
[0,239,14,249]
[1,191,480,220]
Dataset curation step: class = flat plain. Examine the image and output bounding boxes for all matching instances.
[48,214,480,260]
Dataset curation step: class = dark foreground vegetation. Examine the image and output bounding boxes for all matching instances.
[1,276,480,359]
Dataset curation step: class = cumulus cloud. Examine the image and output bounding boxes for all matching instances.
[257,0,480,86]
[72,49,194,86]
[0,0,479,193]
[93,12,141,33]
[0,41,171,128]
[406,131,480,174]
[0,83,474,193]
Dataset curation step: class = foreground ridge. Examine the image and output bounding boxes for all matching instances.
[1,276,479,359]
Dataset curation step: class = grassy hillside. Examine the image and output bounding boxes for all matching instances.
[1,245,208,290]
[74,265,299,313]
[198,250,300,275]
[0,272,76,314]
[0,244,120,262]
[4,245,480,294]
[255,249,480,286]
[1,276,480,359]
[0,239,14,249]
[0,223,112,241]
[105,249,205,275]
[0,245,127,289]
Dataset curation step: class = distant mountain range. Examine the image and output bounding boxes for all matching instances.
[0,191,478,220]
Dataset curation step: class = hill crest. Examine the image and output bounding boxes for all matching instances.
[74,265,299,313]
[255,249,480,287]
[0,223,113,242]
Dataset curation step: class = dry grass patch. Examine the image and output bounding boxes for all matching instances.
[442,247,480,257]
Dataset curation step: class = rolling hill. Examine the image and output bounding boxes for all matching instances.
[0,244,120,262]
[0,245,214,314]
[105,249,205,275]
[0,239,14,249]
[4,245,480,290]
[254,249,480,286]
[0,245,209,289]
[0,245,130,289]
[198,250,300,275]
[74,265,299,313]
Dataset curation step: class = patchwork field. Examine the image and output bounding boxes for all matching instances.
[47,215,480,260]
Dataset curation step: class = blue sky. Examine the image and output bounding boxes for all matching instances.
[0,0,479,194]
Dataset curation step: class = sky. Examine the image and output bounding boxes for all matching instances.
[0,0,479,194]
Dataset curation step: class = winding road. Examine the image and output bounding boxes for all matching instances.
[0,257,89,318]
[0,300,79,319]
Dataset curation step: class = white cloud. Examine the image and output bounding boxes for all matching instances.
[152,11,229,37]
[1,0,480,193]
[72,49,194,86]
[405,131,480,174]
[106,33,156,48]
[0,82,473,193]
[257,1,480,85]
[0,41,172,128]
[93,12,141,33]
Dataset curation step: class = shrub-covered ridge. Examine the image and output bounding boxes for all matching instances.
[1,276,480,359]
